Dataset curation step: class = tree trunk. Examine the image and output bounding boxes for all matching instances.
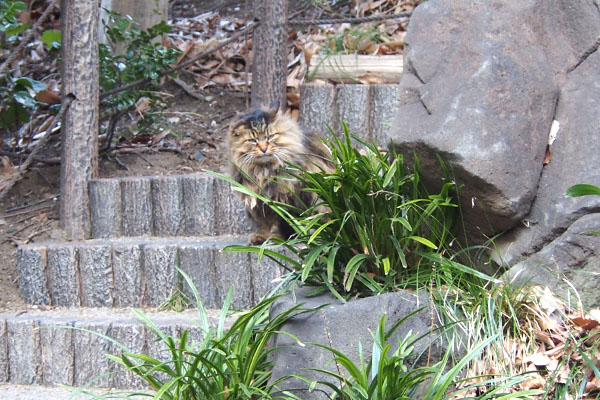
[251,0,288,110]
[60,0,99,240]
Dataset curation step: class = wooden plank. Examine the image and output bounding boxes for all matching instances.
[307,54,404,83]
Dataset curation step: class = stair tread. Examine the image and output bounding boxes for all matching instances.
[0,384,150,399]
[19,234,251,248]
[0,305,227,322]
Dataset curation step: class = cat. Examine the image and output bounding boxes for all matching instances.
[227,99,332,244]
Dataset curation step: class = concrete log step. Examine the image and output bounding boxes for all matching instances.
[17,235,284,310]
[299,82,400,147]
[0,307,231,390]
[89,172,252,239]
[0,384,148,400]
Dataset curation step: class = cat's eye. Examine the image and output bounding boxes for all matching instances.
[267,134,275,141]
[247,138,258,144]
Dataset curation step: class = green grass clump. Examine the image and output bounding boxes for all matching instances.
[99,273,321,400]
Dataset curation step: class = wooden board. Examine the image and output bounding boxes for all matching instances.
[306,54,404,83]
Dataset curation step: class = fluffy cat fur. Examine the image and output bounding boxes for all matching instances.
[227,100,332,244]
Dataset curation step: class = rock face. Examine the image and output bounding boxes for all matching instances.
[268,287,443,399]
[389,0,600,307]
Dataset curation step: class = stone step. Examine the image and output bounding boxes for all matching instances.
[0,307,230,390]
[299,83,401,147]
[89,172,252,239]
[17,235,284,310]
[0,384,149,400]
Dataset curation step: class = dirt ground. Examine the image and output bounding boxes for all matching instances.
[0,1,252,312]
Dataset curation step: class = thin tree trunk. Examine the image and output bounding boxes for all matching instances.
[251,0,288,110]
[60,0,99,240]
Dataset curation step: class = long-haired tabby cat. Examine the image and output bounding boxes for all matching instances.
[227,100,332,244]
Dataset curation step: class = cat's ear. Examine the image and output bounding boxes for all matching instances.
[267,99,280,121]
[229,118,245,136]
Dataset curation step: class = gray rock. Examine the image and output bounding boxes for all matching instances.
[494,51,600,268]
[389,0,558,240]
[121,177,153,236]
[89,178,122,238]
[386,0,600,306]
[503,214,600,310]
[269,287,442,399]
[17,246,50,305]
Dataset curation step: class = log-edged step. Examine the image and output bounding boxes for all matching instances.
[0,307,232,389]
[299,83,401,146]
[89,172,252,239]
[17,235,283,310]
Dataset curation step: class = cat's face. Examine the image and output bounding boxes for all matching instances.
[228,101,303,169]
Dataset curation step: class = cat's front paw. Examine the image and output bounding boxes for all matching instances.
[249,233,268,245]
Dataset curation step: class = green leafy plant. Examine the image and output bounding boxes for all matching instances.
[92,272,321,400]
[566,184,600,197]
[99,9,179,111]
[0,0,28,45]
[0,76,47,128]
[96,8,180,149]
[210,124,495,300]
[298,314,541,400]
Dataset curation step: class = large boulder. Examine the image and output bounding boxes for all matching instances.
[389,0,600,307]
[268,287,443,399]
[390,0,558,239]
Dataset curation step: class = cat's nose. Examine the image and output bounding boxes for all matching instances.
[258,143,268,153]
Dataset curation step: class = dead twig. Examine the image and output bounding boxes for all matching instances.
[0,204,54,219]
[101,106,132,152]
[172,77,204,100]
[4,194,58,213]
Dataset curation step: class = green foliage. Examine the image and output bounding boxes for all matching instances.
[324,26,388,55]
[40,29,61,50]
[211,124,496,300]
[97,273,319,400]
[99,9,180,112]
[565,184,600,197]
[0,0,28,45]
[0,75,47,128]
[298,314,540,399]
